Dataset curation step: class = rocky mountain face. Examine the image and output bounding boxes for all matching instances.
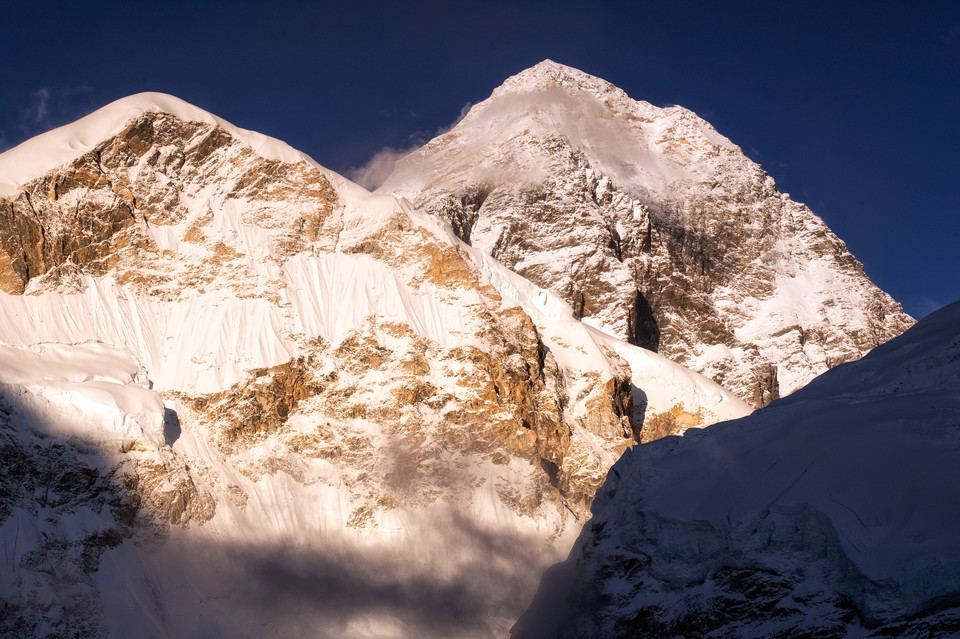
[0,93,749,637]
[512,300,960,639]
[381,60,914,406]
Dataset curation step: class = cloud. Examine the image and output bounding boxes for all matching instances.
[147,509,556,638]
[18,84,94,138]
[347,102,473,192]
[346,145,419,191]
[24,88,50,127]
[436,102,473,136]
[914,297,948,319]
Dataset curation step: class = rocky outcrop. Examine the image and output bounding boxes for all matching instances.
[177,357,323,447]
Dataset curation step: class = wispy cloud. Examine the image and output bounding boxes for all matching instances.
[914,296,948,319]
[347,102,474,191]
[436,102,473,135]
[18,84,94,138]
[23,88,51,128]
[347,145,419,190]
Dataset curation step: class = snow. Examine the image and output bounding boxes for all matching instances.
[595,331,752,423]
[0,342,166,444]
[0,278,297,393]
[0,91,386,216]
[0,84,773,637]
[381,60,738,205]
[282,252,483,350]
[582,300,960,624]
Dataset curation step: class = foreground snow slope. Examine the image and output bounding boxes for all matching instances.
[514,300,960,638]
[381,60,913,406]
[0,92,748,638]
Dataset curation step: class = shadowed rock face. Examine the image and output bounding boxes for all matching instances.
[0,384,216,638]
[381,61,914,406]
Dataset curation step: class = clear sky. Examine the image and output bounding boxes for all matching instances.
[1,1,957,318]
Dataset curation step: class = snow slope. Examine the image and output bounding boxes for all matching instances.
[514,300,960,638]
[0,342,165,444]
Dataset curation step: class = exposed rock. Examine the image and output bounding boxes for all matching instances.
[177,356,322,449]
[640,404,705,442]
[752,362,780,407]
[0,111,343,298]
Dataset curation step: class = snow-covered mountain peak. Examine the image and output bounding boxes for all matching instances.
[383,61,740,203]
[492,59,627,101]
[495,60,736,150]
[380,62,913,407]
[0,92,375,205]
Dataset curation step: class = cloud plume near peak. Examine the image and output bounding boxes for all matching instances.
[347,102,472,191]
[15,84,94,142]
[347,145,418,191]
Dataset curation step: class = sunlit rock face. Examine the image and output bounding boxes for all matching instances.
[0,92,752,637]
[512,301,960,639]
[381,60,913,407]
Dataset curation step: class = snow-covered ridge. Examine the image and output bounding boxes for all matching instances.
[0,91,375,207]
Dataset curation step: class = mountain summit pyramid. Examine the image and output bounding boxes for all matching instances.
[381,59,913,407]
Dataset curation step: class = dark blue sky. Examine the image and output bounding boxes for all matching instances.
[2,1,957,318]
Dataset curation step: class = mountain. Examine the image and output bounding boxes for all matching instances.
[0,93,749,637]
[380,60,914,407]
[513,299,960,638]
